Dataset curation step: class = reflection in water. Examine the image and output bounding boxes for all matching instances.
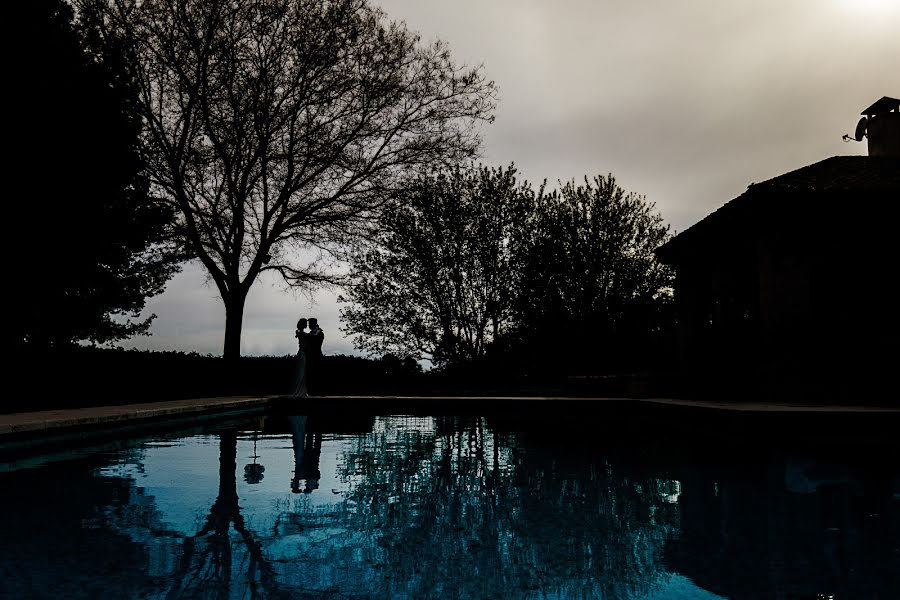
[243,426,265,485]
[163,430,284,598]
[0,415,896,599]
[667,454,900,600]
[288,415,322,495]
[332,416,681,599]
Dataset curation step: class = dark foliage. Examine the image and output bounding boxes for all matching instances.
[513,174,675,375]
[5,346,428,414]
[342,166,676,375]
[7,343,888,414]
[8,0,179,349]
[341,165,531,366]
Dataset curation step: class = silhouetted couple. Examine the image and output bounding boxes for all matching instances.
[291,317,324,397]
[288,415,322,494]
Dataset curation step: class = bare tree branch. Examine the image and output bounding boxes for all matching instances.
[78,0,496,357]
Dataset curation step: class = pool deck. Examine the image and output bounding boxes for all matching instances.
[1,394,897,438]
[0,396,274,437]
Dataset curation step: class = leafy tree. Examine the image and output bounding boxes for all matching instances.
[341,168,672,372]
[8,0,179,349]
[340,165,531,366]
[514,175,673,372]
[78,0,496,359]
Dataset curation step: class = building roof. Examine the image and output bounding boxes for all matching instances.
[756,155,900,191]
[862,96,899,116]
[656,156,900,263]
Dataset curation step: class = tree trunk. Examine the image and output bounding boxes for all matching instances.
[223,290,247,361]
[218,430,238,503]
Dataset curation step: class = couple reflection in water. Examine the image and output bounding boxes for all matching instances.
[291,318,324,397]
[288,415,321,494]
[243,415,322,494]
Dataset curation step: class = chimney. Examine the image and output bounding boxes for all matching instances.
[862,96,900,157]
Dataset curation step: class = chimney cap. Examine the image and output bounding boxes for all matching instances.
[861,96,899,117]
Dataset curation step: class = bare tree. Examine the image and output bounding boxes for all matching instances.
[79,0,496,358]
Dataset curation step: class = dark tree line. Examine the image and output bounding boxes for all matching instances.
[340,165,674,374]
[9,0,180,349]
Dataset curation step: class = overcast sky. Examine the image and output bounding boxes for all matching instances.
[121,0,900,357]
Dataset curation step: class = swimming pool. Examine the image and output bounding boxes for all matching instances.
[1,412,897,598]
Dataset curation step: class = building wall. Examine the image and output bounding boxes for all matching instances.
[868,112,900,158]
[665,182,897,401]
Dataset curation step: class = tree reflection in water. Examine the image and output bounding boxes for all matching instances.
[149,415,679,598]
[2,414,896,598]
[331,416,680,599]
[164,430,286,599]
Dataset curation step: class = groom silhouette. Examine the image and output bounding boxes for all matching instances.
[306,318,324,394]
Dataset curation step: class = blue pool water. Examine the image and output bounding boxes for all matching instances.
[0,413,897,599]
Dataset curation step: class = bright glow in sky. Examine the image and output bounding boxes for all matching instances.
[837,0,900,15]
[121,0,900,357]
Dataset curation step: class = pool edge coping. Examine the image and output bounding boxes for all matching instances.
[3,394,897,439]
